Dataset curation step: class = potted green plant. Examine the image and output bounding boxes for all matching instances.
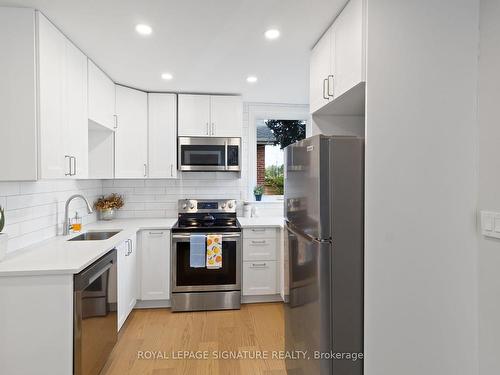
[253,185,264,201]
[0,205,7,261]
[94,194,124,221]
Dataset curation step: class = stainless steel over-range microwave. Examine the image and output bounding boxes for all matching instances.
[178,137,241,172]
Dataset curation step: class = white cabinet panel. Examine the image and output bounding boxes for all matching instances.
[178,94,211,136]
[210,96,242,137]
[148,94,177,178]
[37,12,66,179]
[88,60,116,130]
[310,26,333,113]
[140,230,170,300]
[333,0,365,98]
[117,236,137,331]
[243,238,277,261]
[0,8,37,181]
[115,85,148,178]
[243,227,277,239]
[243,261,278,295]
[64,39,88,179]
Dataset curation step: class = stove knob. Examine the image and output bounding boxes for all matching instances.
[228,202,234,209]
[189,203,195,209]
[182,203,187,209]
[221,202,226,209]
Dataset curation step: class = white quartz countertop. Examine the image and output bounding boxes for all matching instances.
[0,218,178,277]
[237,217,284,228]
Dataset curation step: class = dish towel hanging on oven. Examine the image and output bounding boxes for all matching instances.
[206,234,222,269]
[189,234,206,268]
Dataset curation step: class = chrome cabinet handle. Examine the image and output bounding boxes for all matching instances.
[113,114,118,129]
[71,156,77,176]
[211,122,215,135]
[149,231,164,235]
[170,164,173,177]
[206,122,209,135]
[251,228,266,232]
[251,263,267,268]
[65,155,72,176]
[251,240,267,244]
[143,163,147,177]
[327,75,334,97]
[323,78,329,100]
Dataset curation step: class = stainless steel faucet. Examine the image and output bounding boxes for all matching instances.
[63,194,93,236]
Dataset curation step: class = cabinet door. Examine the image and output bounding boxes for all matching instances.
[178,94,211,136]
[115,86,148,178]
[88,60,115,130]
[117,240,129,331]
[127,235,138,312]
[148,94,177,178]
[64,39,88,179]
[210,96,242,137]
[332,0,365,99]
[140,230,171,300]
[309,26,333,114]
[37,13,66,178]
[243,261,278,295]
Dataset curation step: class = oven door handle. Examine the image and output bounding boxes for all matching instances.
[172,233,241,239]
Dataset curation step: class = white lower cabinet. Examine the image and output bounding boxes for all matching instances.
[117,235,137,331]
[139,230,171,300]
[242,227,280,297]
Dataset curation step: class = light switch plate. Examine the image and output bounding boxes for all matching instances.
[481,211,500,239]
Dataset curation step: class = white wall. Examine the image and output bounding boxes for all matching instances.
[0,180,102,254]
[364,1,480,375]
[477,1,500,374]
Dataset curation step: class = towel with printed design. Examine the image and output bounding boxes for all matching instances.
[206,234,222,269]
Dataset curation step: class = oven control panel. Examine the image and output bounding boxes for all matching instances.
[178,199,237,213]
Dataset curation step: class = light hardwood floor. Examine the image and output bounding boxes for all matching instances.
[100,302,286,375]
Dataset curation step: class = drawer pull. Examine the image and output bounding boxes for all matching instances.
[149,231,165,235]
[251,228,266,232]
[251,240,267,244]
[251,263,267,268]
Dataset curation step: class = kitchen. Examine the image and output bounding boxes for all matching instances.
[0,1,498,375]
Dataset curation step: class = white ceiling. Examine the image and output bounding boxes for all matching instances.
[0,0,346,104]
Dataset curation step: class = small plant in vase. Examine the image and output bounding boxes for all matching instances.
[253,185,264,201]
[0,206,7,261]
[94,194,124,221]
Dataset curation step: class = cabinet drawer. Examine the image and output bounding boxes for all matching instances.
[242,261,277,296]
[243,227,277,239]
[243,238,277,261]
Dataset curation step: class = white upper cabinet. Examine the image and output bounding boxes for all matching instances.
[210,96,243,137]
[178,94,242,137]
[310,26,333,113]
[332,0,365,99]
[148,93,177,178]
[178,94,211,136]
[310,0,366,114]
[37,13,66,179]
[64,39,88,179]
[115,85,148,178]
[88,60,116,131]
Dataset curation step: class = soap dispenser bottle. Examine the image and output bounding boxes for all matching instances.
[71,212,82,233]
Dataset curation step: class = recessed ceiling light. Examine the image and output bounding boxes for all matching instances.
[135,24,152,36]
[264,29,280,40]
[161,73,173,80]
[246,76,258,83]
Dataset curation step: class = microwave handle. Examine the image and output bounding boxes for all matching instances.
[224,140,228,170]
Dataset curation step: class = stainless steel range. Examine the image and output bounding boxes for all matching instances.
[171,199,241,312]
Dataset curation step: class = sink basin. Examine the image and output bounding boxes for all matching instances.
[68,231,121,241]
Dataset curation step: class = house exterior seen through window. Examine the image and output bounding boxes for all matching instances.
[255,119,306,198]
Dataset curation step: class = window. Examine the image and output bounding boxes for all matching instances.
[255,119,306,198]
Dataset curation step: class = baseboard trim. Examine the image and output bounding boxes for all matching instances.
[241,294,283,304]
[135,299,171,309]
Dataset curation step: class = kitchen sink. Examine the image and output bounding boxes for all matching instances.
[68,231,121,241]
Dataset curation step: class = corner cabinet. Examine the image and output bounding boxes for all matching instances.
[88,60,116,131]
[0,9,89,180]
[310,0,366,114]
[115,85,148,178]
[148,94,178,179]
[178,94,242,137]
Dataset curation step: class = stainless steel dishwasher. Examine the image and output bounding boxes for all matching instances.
[74,249,117,375]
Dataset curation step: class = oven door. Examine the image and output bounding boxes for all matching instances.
[178,137,240,171]
[172,232,241,292]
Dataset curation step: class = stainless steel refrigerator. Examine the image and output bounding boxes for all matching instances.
[284,135,364,375]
